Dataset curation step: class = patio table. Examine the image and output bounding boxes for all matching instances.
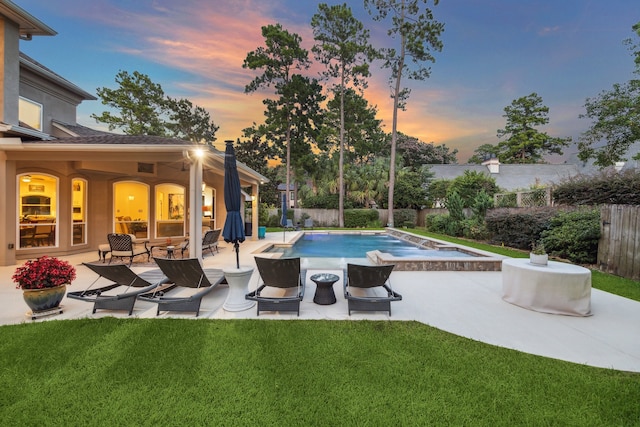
[502,258,592,316]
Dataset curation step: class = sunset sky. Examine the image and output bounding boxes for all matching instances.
[17,0,640,162]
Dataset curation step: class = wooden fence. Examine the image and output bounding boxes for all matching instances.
[598,204,640,281]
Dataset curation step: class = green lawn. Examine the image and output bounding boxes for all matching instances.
[0,319,638,426]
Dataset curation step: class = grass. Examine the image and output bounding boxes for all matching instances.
[0,318,638,426]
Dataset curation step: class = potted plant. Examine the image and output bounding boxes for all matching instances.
[530,240,548,266]
[12,256,76,314]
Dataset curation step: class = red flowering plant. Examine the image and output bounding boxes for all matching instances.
[12,256,76,290]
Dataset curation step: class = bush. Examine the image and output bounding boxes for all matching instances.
[344,209,379,228]
[393,209,417,228]
[541,208,601,264]
[445,191,465,222]
[553,169,640,205]
[485,207,558,249]
[302,194,339,209]
[425,214,449,234]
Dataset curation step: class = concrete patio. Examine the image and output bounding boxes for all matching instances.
[1,231,639,373]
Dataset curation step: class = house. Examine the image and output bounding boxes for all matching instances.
[277,183,298,208]
[428,158,581,192]
[0,0,267,266]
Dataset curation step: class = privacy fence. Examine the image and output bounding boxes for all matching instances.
[598,204,640,281]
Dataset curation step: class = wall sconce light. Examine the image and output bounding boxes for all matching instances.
[251,195,256,201]
[21,175,32,183]
[128,195,135,201]
[202,183,207,193]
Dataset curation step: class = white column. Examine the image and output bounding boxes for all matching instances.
[189,155,203,262]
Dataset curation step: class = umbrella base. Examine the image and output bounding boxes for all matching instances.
[222,267,255,312]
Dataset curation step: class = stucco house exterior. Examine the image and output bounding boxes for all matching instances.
[0,0,266,266]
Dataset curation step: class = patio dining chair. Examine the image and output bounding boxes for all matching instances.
[246,257,305,316]
[107,233,150,266]
[344,264,402,316]
[179,229,221,258]
[67,263,170,315]
[138,257,226,317]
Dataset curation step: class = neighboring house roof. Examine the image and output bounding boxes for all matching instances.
[428,163,581,191]
[277,184,297,191]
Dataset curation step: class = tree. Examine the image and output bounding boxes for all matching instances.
[243,24,310,209]
[92,70,167,136]
[365,0,444,226]
[92,70,219,142]
[467,144,500,164]
[323,87,387,164]
[165,97,219,143]
[394,132,457,167]
[312,2,377,227]
[496,93,570,163]
[578,23,640,168]
[446,170,499,208]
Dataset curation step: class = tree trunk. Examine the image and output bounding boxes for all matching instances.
[387,6,407,228]
[339,69,345,228]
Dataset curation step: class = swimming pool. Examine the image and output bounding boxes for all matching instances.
[257,230,506,271]
[264,233,474,258]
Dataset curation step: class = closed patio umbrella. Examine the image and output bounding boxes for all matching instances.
[222,140,245,269]
[281,193,287,242]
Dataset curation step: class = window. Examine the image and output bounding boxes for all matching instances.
[155,184,186,238]
[114,182,149,239]
[18,174,57,249]
[71,179,87,245]
[19,97,43,131]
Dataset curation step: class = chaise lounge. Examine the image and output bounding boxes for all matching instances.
[67,263,170,315]
[139,257,226,317]
[344,264,402,316]
[246,257,305,316]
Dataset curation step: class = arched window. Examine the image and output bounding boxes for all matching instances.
[71,179,87,245]
[17,173,58,249]
[114,181,149,239]
[155,184,186,238]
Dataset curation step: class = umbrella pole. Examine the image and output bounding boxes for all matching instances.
[235,242,240,269]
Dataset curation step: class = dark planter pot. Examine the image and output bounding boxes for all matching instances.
[22,284,67,312]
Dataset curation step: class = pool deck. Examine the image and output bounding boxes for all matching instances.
[1,230,639,373]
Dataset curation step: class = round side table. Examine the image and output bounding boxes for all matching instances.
[310,273,339,305]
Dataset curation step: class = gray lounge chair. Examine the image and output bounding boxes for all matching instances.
[67,263,170,315]
[139,258,225,317]
[246,257,305,316]
[344,264,402,316]
[107,233,150,266]
[303,218,314,229]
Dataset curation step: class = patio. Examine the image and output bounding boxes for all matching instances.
[1,231,639,373]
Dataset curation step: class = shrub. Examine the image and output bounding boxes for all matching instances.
[445,191,465,222]
[425,214,449,234]
[485,207,558,249]
[553,169,640,205]
[393,209,417,228]
[344,209,379,228]
[447,170,499,208]
[302,194,339,209]
[471,190,494,221]
[541,208,601,264]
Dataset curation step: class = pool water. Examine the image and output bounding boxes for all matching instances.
[264,233,474,258]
